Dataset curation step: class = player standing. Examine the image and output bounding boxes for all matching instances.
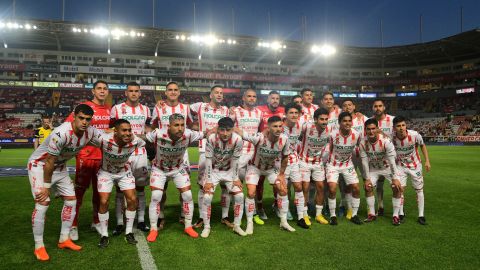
[69,80,111,241]
[300,88,319,120]
[29,104,98,260]
[109,82,152,234]
[33,115,52,150]
[201,117,247,237]
[392,116,431,225]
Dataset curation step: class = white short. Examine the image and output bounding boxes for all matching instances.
[28,162,74,201]
[398,166,424,189]
[245,165,279,186]
[150,165,191,190]
[204,170,242,193]
[285,162,302,183]
[97,169,136,193]
[367,168,403,187]
[326,163,359,185]
[299,160,325,182]
[129,152,149,186]
[197,152,206,184]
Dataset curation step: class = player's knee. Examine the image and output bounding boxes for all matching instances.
[181,190,193,202]
[151,189,163,202]
[247,190,256,199]
[233,192,244,203]
[203,193,213,205]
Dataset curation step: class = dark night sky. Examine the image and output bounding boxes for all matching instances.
[1,0,479,47]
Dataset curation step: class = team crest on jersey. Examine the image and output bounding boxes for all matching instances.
[107,142,113,152]
[335,137,340,144]
[309,129,314,136]
[121,107,127,115]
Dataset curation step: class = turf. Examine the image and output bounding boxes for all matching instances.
[0,146,479,269]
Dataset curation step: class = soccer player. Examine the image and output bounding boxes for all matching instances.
[146,114,210,242]
[189,85,229,228]
[109,82,152,235]
[236,116,296,234]
[255,91,285,220]
[298,108,331,225]
[34,115,52,150]
[321,91,341,130]
[341,99,368,219]
[227,89,263,226]
[392,116,431,225]
[93,119,146,247]
[69,80,111,241]
[325,112,362,225]
[291,95,303,106]
[300,88,319,120]
[372,99,395,216]
[28,104,99,261]
[201,117,247,237]
[359,118,404,225]
[282,103,309,228]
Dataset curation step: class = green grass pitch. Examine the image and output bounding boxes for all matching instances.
[0,146,479,269]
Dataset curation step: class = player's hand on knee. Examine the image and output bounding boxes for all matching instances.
[203,183,214,194]
[391,179,403,193]
[233,180,243,191]
[364,179,373,192]
[35,187,50,202]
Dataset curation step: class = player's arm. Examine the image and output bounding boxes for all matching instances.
[35,153,57,202]
[418,134,431,172]
[203,138,215,193]
[359,145,373,191]
[33,129,40,149]
[385,141,403,192]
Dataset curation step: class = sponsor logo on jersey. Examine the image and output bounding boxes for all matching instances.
[122,115,146,121]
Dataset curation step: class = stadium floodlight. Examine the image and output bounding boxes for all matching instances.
[107,48,111,54]
[258,40,286,51]
[25,24,31,30]
[198,54,202,60]
[33,25,37,29]
[0,22,4,28]
[311,44,336,56]
[3,43,7,49]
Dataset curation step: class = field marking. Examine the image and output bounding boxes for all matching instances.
[134,228,158,270]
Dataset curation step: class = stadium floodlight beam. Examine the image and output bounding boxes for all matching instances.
[3,43,7,49]
[311,44,337,56]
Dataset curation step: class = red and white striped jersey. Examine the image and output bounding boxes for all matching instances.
[327,129,360,167]
[190,102,229,152]
[392,130,425,170]
[282,119,305,164]
[352,113,368,139]
[110,102,151,135]
[146,128,203,172]
[301,103,319,120]
[205,133,243,171]
[230,106,263,154]
[359,134,396,171]
[244,133,290,170]
[93,132,146,173]
[299,124,331,164]
[327,106,342,130]
[28,122,100,166]
[151,103,191,130]
[376,114,395,139]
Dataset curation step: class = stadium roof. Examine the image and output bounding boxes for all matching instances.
[2,19,480,69]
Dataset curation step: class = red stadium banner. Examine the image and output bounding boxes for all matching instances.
[455,136,480,143]
[0,63,25,71]
[223,88,240,93]
[0,103,15,109]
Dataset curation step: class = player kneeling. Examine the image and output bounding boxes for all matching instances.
[359,119,404,225]
[201,117,247,238]
[94,119,146,248]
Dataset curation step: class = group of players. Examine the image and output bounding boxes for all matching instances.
[28,81,431,261]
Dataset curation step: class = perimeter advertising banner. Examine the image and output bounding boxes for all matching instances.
[60,65,155,76]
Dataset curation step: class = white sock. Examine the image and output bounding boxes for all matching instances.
[98,212,109,237]
[203,193,213,229]
[125,210,136,234]
[351,197,360,216]
[392,197,401,217]
[181,190,194,228]
[32,203,48,249]
[115,191,124,225]
[245,197,255,222]
[316,204,324,217]
[59,200,76,242]
[233,193,244,226]
[416,189,425,217]
[399,193,405,215]
[366,196,376,215]
[278,195,289,222]
[137,191,146,223]
[328,198,337,217]
[221,187,231,219]
[149,190,163,231]
[294,191,305,220]
[197,189,204,220]
[345,192,353,209]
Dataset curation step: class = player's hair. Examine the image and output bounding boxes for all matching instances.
[113,118,131,129]
[166,81,179,88]
[242,88,257,96]
[169,113,185,123]
[291,95,302,102]
[313,108,329,119]
[41,115,50,120]
[393,116,407,125]
[93,80,108,89]
[218,117,234,129]
[74,104,94,116]
[284,102,302,115]
[338,111,352,123]
[268,90,280,96]
[210,84,223,92]
[267,115,283,124]
[126,81,140,88]
[373,99,385,105]
[322,91,334,99]
[364,118,378,127]
[342,98,356,105]
[300,88,313,96]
